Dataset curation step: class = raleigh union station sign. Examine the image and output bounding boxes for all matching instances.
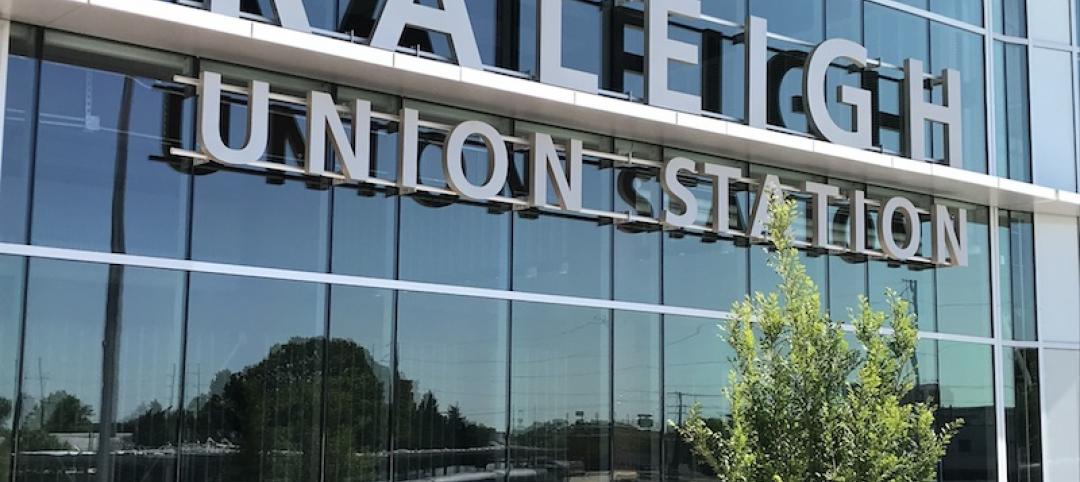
[185,0,970,267]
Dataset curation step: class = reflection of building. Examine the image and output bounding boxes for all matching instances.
[0,1,1079,482]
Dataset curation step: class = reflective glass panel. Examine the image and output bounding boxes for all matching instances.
[913,340,998,482]
[664,315,732,482]
[994,0,1027,37]
[181,274,325,482]
[324,286,393,482]
[994,42,1031,182]
[1004,348,1042,482]
[935,205,991,337]
[1000,211,1037,341]
[399,197,510,289]
[1,25,37,244]
[190,67,330,272]
[0,256,25,482]
[16,260,185,482]
[613,166,662,304]
[511,303,610,481]
[30,32,193,257]
[394,293,508,480]
[613,312,661,480]
[930,23,987,173]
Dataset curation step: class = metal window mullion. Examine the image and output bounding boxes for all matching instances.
[989,206,1009,482]
[986,0,1000,179]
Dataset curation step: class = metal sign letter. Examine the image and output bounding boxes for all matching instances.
[370,0,484,69]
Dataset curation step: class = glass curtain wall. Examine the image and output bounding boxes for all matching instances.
[0,20,1052,482]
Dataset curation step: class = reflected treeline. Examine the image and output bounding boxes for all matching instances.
[11,337,511,481]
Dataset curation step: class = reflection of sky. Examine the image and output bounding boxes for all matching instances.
[512,303,609,428]
[396,292,508,429]
[613,312,660,426]
[20,259,186,423]
[0,256,26,420]
[184,273,325,400]
[664,316,732,420]
[30,62,190,259]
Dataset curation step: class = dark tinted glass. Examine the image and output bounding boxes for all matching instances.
[30,33,193,257]
[324,286,393,482]
[0,256,25,482]
[511,303,610,481]
[1,25,37,244]
[664,315,732,482]
[1004,348,1041,482]
[16,260,184,482]
[393,293,508,479]
[613,312,661,480]
[181,273,325,482]
[1001,211,1037,341]
[994,42,1031,182]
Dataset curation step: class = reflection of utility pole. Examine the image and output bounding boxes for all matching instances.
[673,392,686,426]
[37,357,48,428]
[99,75,135,482]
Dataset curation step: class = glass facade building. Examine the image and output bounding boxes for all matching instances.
[0,1,1077,482]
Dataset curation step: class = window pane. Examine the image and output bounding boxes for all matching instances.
[613,312,660,480]
[399,197,510,289]
[324,286,393,482]
[331,188,397,278]
[1,25,38,244]
[614,166,661,304]
[514,212,613,299]
[0,256,25,482]
[995,42,1032,182]
[1004,348,1042,482]
[994,0,1027,37]
[1001,211,1037,341]
[750,0,824,43]
[394,293,508,479]
[16,260,184,482]
[914,341,998,482]
[936,205,991,337]
[191,171,330,271]
[664,315,732,482]
[930,23,986,173]
[931,0,983,26]
[190,67,330,272]
[30,33,192,257]
[181,274,325,482]
[511,303,610,481]
[18,260,108,480]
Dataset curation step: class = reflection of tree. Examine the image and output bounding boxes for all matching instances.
[18,391,96,451]
[1,396,10,479]
[179,336,497,481]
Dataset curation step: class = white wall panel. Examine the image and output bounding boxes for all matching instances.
[1043,349,1080,482]
[1034,214,1080,343]
[1028,0,1073,44]
[1030,48,1077,192]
